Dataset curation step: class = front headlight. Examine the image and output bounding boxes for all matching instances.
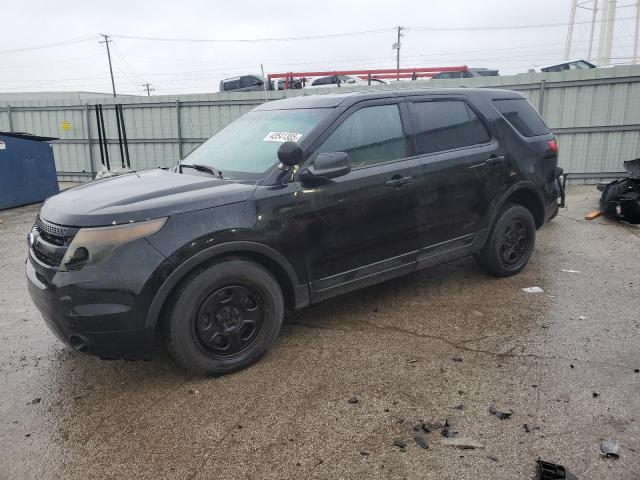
[59,217,167,272]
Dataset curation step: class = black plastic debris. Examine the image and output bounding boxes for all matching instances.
[489,405,513,420]
[413,435,429,449]
[523,423,531,433]
[592,392,600,398]
[598,158,640,224]
[600,439,620,458]
[537,459,577,479]
[452,357,464,362]
[347,396,358,404]
[393,439,407,451]
[454,404,465,411]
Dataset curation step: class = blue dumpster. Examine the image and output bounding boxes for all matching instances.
[0,132,60,210]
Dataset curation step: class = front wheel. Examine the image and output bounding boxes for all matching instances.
[477,203,536,277]
[164,258,284,375]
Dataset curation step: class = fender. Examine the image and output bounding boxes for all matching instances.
[145,241,309,329]
[475,181,546,252]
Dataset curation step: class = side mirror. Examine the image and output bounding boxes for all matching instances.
[307,152,351,179]
[277,141,303,167]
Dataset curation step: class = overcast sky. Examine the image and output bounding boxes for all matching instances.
[1,0,637,95]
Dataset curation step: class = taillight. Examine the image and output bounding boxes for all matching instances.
[547,139,558,153]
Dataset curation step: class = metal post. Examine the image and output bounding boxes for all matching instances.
[588,0,599,61]
[539,80,546,115]
[6,104,13,132]
[114,103,125,168]
[95,105,105,167]
[633,0,640,63]
[565,0,578,60]
[176,100,183,160]
[84,104,95,178]
[118,105,131,169]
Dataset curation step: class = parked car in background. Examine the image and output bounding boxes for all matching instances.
[220,75,268,92]
[305,75,369,88]
[541,60,597,73]
[431,68,499,79]
[26,88,561,376]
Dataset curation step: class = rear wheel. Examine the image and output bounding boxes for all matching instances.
[478,203,536,277]
[164,258,284,375]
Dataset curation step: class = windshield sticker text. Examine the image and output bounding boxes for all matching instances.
[263,132,303,143]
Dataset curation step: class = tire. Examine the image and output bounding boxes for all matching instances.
[548,203,559,221]
[478,203,536,277]
[164,258,284,376]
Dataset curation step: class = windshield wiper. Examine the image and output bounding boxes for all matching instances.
[178,163,223,178]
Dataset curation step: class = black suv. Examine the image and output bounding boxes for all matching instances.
[26,88,561,375]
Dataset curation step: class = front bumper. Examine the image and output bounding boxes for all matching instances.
[26,238,170,360]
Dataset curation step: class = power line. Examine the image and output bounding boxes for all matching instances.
[110,28,394,44]
[408,15,637,32]
[0,35,97,55]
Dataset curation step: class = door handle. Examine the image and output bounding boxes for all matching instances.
[486,155,506,166]
[385,176,414,188]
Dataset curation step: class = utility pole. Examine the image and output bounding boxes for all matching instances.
[99,34,117,97]
[393,26,404,81]
[141,83,155,96]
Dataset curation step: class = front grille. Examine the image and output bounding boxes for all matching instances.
[30,217,78,270]
[32,247,57,267]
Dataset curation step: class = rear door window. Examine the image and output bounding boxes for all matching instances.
[223,78,240,91]
[494,98,550,137]
[411,100,491,155]
[315,104,407,168]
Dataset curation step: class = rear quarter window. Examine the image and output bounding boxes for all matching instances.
[494,98,550,137]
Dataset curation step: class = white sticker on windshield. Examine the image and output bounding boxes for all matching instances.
[263,132,303,143]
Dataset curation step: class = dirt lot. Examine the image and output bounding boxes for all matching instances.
[1,186,639,480]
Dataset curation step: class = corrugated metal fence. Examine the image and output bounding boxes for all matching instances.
[2,65,640,183]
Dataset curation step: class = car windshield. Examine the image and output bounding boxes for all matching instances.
[181,108,331,181]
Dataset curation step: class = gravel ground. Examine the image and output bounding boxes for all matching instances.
[1,186,639,480]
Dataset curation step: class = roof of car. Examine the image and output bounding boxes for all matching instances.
[254,88,524,111]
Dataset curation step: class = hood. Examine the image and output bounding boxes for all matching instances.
[40,169,256,227]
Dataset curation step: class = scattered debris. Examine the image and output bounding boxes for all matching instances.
[487,455,499,462]
[560,269,581,274]
[635,369,639,373]
[413,435,429,449]
[489,405,513,420]
[523,423,531,433]
[406,358,418,364]
[453,404,465,411]
[600,439,620,458]
[570,364,575,369]
[441,419,456,438]
[347,396,358,404]
[578,316,586,320]
[457,390,465,395]
[585,210,603,221]
[537,459,576,479]
[442,437,484,449]
[597,158,640,224]
[360,451,369,456]
[522,287,544,293]
[187,389,199,395]
[592,392,600,398]
[25,433,31,438]
[451,357,464,362]
[27,398,41,405]
[392,439,407,452]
